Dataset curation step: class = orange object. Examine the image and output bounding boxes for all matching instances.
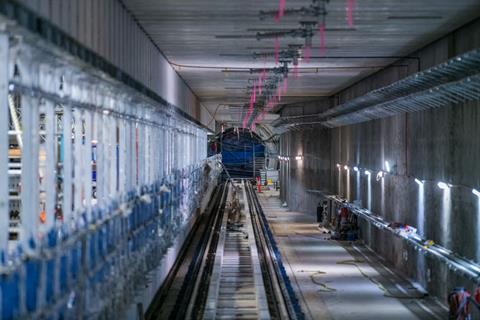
[39,211,46,224]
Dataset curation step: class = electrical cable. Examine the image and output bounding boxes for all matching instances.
[335,259,426,299]
[171,62,411,72]
[306,271,337,292]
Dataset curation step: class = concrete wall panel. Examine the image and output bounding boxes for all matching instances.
[279,18,480,301]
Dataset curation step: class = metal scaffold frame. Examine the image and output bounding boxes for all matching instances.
[0,20,219,320]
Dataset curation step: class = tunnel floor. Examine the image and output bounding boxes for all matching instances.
[258,190,448,320]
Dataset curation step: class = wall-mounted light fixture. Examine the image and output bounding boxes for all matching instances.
[385,161,391,172]
[344,165,349,170]
[415,178,424,185]
[437,182,451,190]
[473,189,480,198]
[376,171,385,179]
[336,163,341,168]
[364,170,371,176]
[295,155,303,161]
[353,166,359,172]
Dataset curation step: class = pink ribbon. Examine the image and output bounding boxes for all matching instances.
[274,37,280,64]
[346,0,355,27]
[258,74,263,95]
[304,45,311,63]
[275,0,286,23]
[319,23,326,55]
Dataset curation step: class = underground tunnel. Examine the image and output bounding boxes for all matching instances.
[0,0,479,319]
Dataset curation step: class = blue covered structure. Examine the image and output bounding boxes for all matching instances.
[209,128,265,178]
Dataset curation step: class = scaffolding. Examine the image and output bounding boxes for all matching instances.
[0,19,219,320]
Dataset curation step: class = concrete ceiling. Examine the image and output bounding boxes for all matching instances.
[122,0,480,127]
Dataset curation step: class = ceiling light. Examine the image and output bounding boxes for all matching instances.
[336,163,341,168]
[344,165,349,170]
[437,182,451,190]
[415,178,424,185]
[295,155,303,161]
[364,170,371,176]
[353,166,359,172]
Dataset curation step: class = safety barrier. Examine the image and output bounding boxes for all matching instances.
[0,156,222,319]
[0,11,219,319]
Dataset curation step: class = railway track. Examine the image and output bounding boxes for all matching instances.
[147,179,303,320]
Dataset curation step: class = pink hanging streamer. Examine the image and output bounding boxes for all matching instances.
[242,109,249,129]
[250,121,257,132]
[274,37,280,64]
[249,93,254,113]
[319,23,326,55]
[304,45,311,63]
[242,92,255,129]
[346,0,355,27]
[259,110,266,121]
[275,0,286,23]
[258,74,263,95]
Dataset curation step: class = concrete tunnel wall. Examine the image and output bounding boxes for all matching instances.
[279,18,480,301]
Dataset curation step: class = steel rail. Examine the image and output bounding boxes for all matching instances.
[246,182,305,320]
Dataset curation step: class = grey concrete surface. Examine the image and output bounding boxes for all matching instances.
[278,18,480,303]
[259,190,448,320]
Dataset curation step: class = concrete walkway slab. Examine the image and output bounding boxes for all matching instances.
[258,190,447,320]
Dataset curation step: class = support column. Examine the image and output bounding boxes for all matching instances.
[73,108,83,213]
[0,34,8,257]
[21,95,40,247]
[118,118,126,193]
[84,110,93,218]
[44,100,56,230]
[95,111,104,206]
[62,106,73,227]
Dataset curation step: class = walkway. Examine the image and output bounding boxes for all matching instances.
[258,190,447,320]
